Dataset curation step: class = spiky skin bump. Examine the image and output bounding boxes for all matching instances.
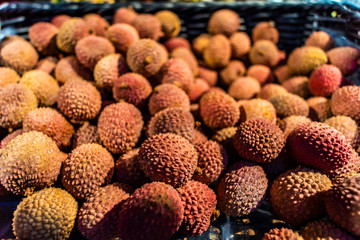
[0,131,62,195]
[270,168,332,227]
[327,150,360,179]
[148,83,190,115]
[258,83,288,100]
[36,56,57,75]
[327,46,360,76]
[203,34,231,69]
[61,143,114,200]
[170,47,199,76]
[20,70,59,106]
[239,99,277,124]
[207,9,240,36]
[252,21,279,44]
[72,122,101,148]
[247,65,274,86]
[325,174,360,236]
[178,181,217,236]
[28,22,59,55]
[155,10,181,39]
[98,102,143,154]
[0,129,23,149]
[51,14,71,28]
[57,80,102,122]
[112,73,152,108]
[55,56,92,85]
[220,60,246,86]
[230,32,251,59]
[249,40,279,67]
[287,122,353,175]
[147,107,195,141]
[23,108,74,149]
[94,54,129,90]
[200,91,240,129]
[113,7,137,24]
[307,96,332,122]
[324,116,359,149]
[278,115,312,138]
[78,183,132,240]
[56,18,90,54]
[273,65,292,84]
[139,133,198,187]
[309,65,342,97]
[131,14,164,41]
[115,148,149,187]
[331,86,360,122]
[75,36,115,71]
[13,188,78,240]
[0,67,20,87]
[301,218,355,240]
[188,78,210,102]
[287,46,328,75]
[269,93,309,118]
[0,39,39,74]
[126,39,168,77]
[192,34,211,57]
[282,76,311,99]
[84,13,109,37]
[228,76,261,100]
[217,161,268,217]
[234,118,285,163]
[164,37,191,52]
[0,84,38,128]
[262,228,303,240]
[193,140,228,185]
[305,31,333,51]
[118,182,184,240]
[106,23,139,55]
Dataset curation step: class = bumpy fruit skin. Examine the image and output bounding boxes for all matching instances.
[147,107,195,141]
[211,127,237,152]
[207,9,240,36]
[0,131,62,195]
[249,40,279,67]
[258,83,288,100]
[234,118,285,163]
[72,122,102,148]
[247,65,274,86]
[278,115,312,138]
[118,182,184,240]
[84,13,109,37]
[325,115,360,149]
[78,183,132,240]
[20,70,59,106]
[98,102,143,154]
[178,181,217,236]
[0,84,38,128]
[13,188,78,240]
[55,56,92,85]
[57,79,102,122]
[287,122,353,175]
[192,129,208,145]
[148,83,190,115]
[309,65,342,97]
[230,32,251,59]
[0,67,20,87]
[217,161,268,217]
[228,76,261,100]
[139,133,198,187]
[164,37,191,52]
[331,86,360,122]
[307,96,332,122]
[220,60,246,86]
[28,22,59,56]
[287,46,328,75]
[269,93,309,118]
[113,7,137,24]
[203,34,231,69]
[327,46,360,75]
[239,99,277,124]
[301,218,355,240]
[112,72,152,108]
[51,14,71,28]
[192,34,211,57]
[61,143,114,200]
[155,10,181,39]
[262,228,303,240]
[0,38,39,74]
[0,129,23,149]
[193,140,228,185]
[131,14,164,41]
[56,18,90,54]
[36,56,58,75]
[94,53,129,90]
[252,21,279,44]
[325,174,360,237]
[270,168,332,227]
[198,66,218,86]
[106,23,139,55]
[126,39,168,77]
[115,148,149,187]
[23,108,74,149]
[281,76,310,99]
[188,78,210,102]
[157,58,194,92]
[305,31,333,51]
[75,35,115,70]
[170,47,199,76]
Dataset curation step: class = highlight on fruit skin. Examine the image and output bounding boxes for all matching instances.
[192,34,211,57]
[220,60,246,86]
[36,56,58,75]
[207,9,240,36]
[287,46,328,75]
[247,65,274,86]
[239,98,277,124]
[170,47,199,76]
[230,31,251,59]
[188,78,210,102]
[106,23,139,55]
[155,10,181,39]
[131,13,164,41]
[0,67,20,87]
[326,46,360,75]
[228,76,261,100]
[113,7,137,24]
[165,37,191,52]
[258,83,288,100]
[28,22,59,55]
[252,21,279,44]
[84,13,109,37]
[305,31,333,51]
[249,40,280,67]
[309,64,342,97]
[203,34,231,69]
